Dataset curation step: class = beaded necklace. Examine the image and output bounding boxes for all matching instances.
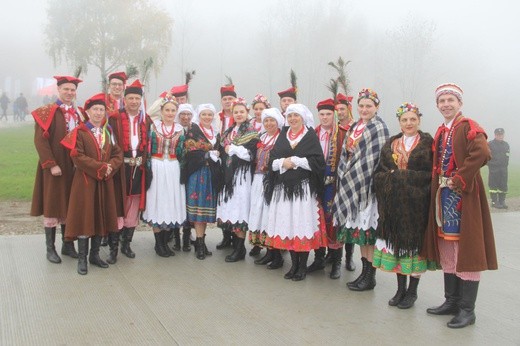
[288,126,304,140]
[201,125,214,140]
[439,125,455,175]
[161,122,175,137]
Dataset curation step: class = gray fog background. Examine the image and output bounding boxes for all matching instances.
[1,0,518,159]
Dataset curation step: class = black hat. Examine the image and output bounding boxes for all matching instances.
[494,128,505,135]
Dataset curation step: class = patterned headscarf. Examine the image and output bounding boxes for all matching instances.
[251,94,271,108]
[396,102,422,118]
[357,88,380,106]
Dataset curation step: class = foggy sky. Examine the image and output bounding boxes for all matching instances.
[1,0,519,158]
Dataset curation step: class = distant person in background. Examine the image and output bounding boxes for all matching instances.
[0,92,10,121]
[488,128,510,209]
[15,93,28,121]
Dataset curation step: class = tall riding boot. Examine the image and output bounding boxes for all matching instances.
[267,249,284,269]
[490,192,498,208]
[106,231,120,264]
[255,248,273,265]
[163,229,175,256]
[89,235,109,268]
[196,237,205,260]
[292,252,309,281]
[182,227,192,252]
[349,260,376,291]
[324,247,333,265]
[172,227,181,251]
[77,237,89,275]
[498,193,508,209]
[121,227,136,258]
[307,247,326,273]
[225,237,246,262]
[329,248,343,279]
[60,224,78,258]
[249,245,262,257]
[389,274,407,306]
[344,243,356,271]
[100,235,108,247]
[216,226,232,249]
[203,234,212,256]
[398,276,420,309]
[45,227,61,263]
[154,231,170,257]
[347,257,368,289]
[447,280,479,328]
[284,251,299,279]
[427,273,461,315]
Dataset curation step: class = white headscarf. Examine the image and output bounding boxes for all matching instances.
[285,103,314,128]
[261,107,284,129]
[175,103,195,123]
[193,103,220,131]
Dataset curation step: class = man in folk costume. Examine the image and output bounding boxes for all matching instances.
[106,71,127,116]
[108,79,151,261]
[60,93,123,275]
[30,75,84,264]
[422,83,498,328]
[216,83,237,250]
[306,99,347,279]
[278,70,297,117]
[334,92,356,272]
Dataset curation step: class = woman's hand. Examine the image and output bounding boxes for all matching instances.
[282,157,296,170]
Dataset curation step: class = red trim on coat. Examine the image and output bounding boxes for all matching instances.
[31,103,59,134]
[40,159,56,169]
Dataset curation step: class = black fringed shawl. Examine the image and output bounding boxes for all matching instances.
[373,131,433,255]
[218,120,259,202]
[179,123,223,195]
[264,127,325,205]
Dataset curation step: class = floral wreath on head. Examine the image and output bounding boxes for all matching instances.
[358,88,380,106]
[160,96,178,108]
[396,102,422,118]
[251,94,271,108]
[231,97,250,111]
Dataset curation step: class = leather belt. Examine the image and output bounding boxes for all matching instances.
[124,156,143,167]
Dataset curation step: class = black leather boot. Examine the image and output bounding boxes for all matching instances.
[267,249,284,269]
[307,247,326,273]
[121,227,136,258]
[60,224,78,258]
[347,257,368,289]
[427,273,461,315]
[292,252,309,281]
[203,234,212,256]
[398,276,420,309]
[490,192,498,208]
[172,227,181,251]
[389,274,407,306]
[255,248,273,265]
[498,193,508,209]
[100,235,108,247]
[154,231,170,257]
[196,237,205,260]
[45,227,61,263]
[344,243,356,271]
[89,235,109,268]
[249,245,262,257]
[216,226,232,249]
[329,248,343,279]
[106,231,119,264]
[447,280,479,328]
[324,247,333,265]
[284,251,299,279]
[163,230,175,256]
[348,260,376,291]
[77,237,89,275]
[225,237,246,262]
[182,227,192,252]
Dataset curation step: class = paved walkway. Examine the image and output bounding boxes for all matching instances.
[1,213,519,345]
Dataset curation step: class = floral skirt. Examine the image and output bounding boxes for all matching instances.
[186,166,217,223]
[372,239,436,274]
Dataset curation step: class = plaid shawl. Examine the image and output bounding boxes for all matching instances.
[333,116,389,227]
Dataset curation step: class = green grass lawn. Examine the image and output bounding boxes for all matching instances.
[1,124,519,201]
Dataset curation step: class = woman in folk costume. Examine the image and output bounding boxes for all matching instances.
[60,93,123,275]
[141,97,186,258]
[249,108,284,268]
[217,97,259,262]
[333,88,389,291]
[373,102,434,308]
[264,104,327,281]
[180,103,223,260]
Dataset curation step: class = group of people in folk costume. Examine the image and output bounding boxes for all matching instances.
[31,70,497,330]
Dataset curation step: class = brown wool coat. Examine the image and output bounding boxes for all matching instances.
[421,119,498,272]
[30,106,75,219]
[64,126,123,238]
[108,114,127,217]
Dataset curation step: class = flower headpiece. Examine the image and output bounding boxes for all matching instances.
[396,102,422,118]
[231,97,250,111]
[357,88,380,106]
[251,94,271,108]
[160,96,178,108]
